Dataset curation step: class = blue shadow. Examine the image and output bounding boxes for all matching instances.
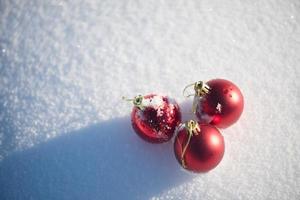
[0,114,195,200]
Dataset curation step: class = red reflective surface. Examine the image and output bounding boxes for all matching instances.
[174,123,225,173]
[131,94,181,143]
[196,79,244,128]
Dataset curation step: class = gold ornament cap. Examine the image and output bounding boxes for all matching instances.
[194,81,211,97]
[122,95,145,110]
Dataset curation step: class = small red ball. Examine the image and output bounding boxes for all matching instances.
[131,94,181,143]
[174,122,225,172]
[196,79,244,128]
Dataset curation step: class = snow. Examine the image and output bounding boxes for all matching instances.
[0,0,299,199]
[142,95,165,109]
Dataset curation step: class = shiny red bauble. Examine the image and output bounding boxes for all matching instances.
[174,121,225,172]
[131,94,181,143]
[195,79,244,128]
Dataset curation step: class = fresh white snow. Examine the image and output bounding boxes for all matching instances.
[0,0,299,199]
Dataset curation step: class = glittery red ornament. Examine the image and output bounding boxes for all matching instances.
[184,79,244,129]
[174,120,225,172]
[127,94,181,143]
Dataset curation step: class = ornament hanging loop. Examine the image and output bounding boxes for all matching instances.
[180,120,201,168]
[122,95,145,110]
[183,81,211,98]
[182,83,196,98]
[183,81,211,113]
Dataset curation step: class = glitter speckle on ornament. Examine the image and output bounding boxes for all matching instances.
[126,94,181,143]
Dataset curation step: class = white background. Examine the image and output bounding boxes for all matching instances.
[0,0,299,199]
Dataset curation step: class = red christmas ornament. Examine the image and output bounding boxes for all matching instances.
[125,94,181,143]
[184,79,244,128]
[174,120,225,172]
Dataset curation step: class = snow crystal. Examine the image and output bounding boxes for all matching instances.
[0,0,299,199]
[142,95,165,109]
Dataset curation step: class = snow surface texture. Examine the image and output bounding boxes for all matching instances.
[0,0,299,199]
